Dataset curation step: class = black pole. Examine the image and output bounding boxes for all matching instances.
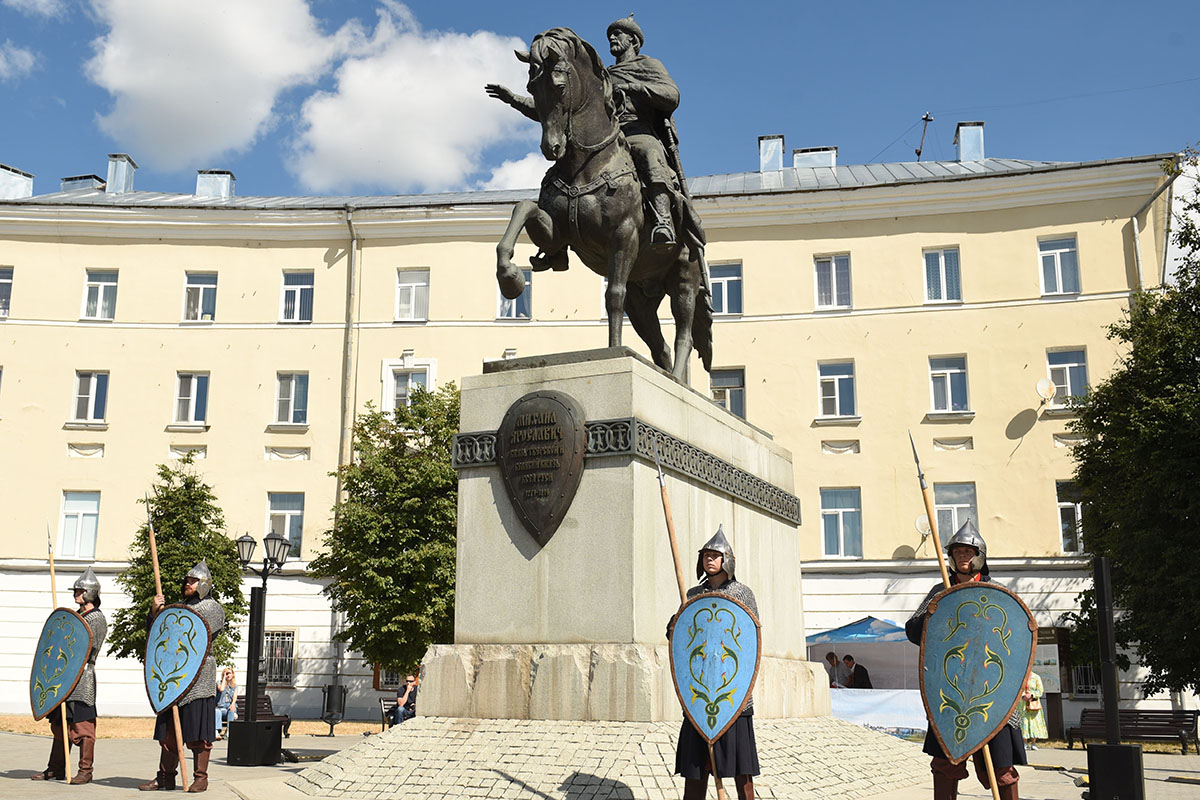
[246,584,265,724]
[1094,556,1121,745]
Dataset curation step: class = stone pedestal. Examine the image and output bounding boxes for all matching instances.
[422,348,828,721]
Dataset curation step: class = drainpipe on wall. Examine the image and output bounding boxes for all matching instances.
[1131,162,1179,290]
[336,208,361,508]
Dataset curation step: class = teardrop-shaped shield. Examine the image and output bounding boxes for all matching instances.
[669,592,761,743]
[144,604,213,713]
[920,582,1037,763]
[30,608,93,720]
[495,390,587,547]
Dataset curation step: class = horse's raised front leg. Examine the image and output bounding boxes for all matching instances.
[605,222,640,348]
[497,200,558,299]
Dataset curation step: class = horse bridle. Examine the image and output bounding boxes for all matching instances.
[536,50,621,153]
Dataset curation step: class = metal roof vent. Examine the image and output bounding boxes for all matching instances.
[105,153,138,194]
[196,169,236,199]
[793,146,838,169]
[0,164,34,199]
[954,122,985,162]
[61,174,107,192]
[758,134,784,172]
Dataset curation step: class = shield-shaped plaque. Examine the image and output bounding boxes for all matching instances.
[30,608,93,720]
[496,390,587,546]
[920,581,1038,764]
[144,604,213,713]
[670,592,762,743]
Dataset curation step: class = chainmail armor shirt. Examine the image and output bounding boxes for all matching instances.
[66,608,107,707]
[686,577,759,710]
[178,595,226,707]
[906,577,1021,730]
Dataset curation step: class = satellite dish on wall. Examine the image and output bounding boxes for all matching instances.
[915,514,932,538]
[1036,378,1057,406]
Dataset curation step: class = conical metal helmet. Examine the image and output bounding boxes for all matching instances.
[695,524,735,581]
[72,567,101,604]
[186,560,213,599]
[945,519,988,575]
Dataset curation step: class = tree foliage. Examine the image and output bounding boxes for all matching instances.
[108,456,248,666]
[309,383,459,672]
[1065,159,1200,694]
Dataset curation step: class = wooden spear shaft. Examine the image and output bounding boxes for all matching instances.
[908,433,1000,800]
[653,442,727,800]
[46,526,72,784]
[146,498,190,792]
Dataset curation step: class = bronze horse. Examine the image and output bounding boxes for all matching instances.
[494,28,712,381]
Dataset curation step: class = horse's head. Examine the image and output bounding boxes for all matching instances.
[518,28,614,161]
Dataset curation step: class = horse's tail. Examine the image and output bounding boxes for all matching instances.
[693,285,714,372]
[681,199,713,372]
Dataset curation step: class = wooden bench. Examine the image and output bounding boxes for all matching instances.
[235,695,292,738]
[379,698,399,731]
[1067,708,1199,754]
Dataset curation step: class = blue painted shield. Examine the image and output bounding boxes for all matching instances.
[670,592,761,743]
[144,604,212,713]
[920,582,1038,764]
[30,608,93,720]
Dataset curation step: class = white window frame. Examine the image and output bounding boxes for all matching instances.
[1047,348,1088,406]
[380,356,437,413]
[1039,237,1081,295]
[818,361,856,418]
[924,247,962,303]
[929,356,970,412]
[279,271,314,323]
[59,491,100,560]
[0,266,12,318]
[81,269,118,320]
[933,482,978,547]
[814,254,851,309]
[497,270,533,319]
[262,629,297,686]
[267,492,305,559]
[174,372,210,424]
[394,269,430,322]
[820,487,863,558]
[182,272,217,322]
[73,371,109,422]
[709,262,743,315]
[275,372,309,425]
[1057,481,1084,554]
[710,368,746,419]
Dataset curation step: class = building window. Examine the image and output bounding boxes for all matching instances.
[934,482,978,546]
[74,371,109,421]
[710,263,743,315]
[374,666,404,691]
[1039,237,1080,295]
[275,373,308,424]
[82,270,118,320]
[498,270,533,319]
[814,254,851,309]
[929,356,969,412]
[268,492,304,558]
[0,266,12,317]
[60,491,100,560]
[280,272,314,322]
[710,368,745,419]
[390,368,427,411]
[183,273,217,321]
[262,630,296,686]
[924,248,962,302]
[820,488,863,558]
[818,362,856,417]
[1048,349,1088,405]
[395,269,430,321]
[175,373,209,423]
[1057,481,1084,553]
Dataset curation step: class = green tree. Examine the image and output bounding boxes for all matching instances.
[1065,161,1200,694]
[310,383,459,672]
[108,455,248,665]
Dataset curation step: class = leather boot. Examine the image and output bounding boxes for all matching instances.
[736,775,754,800]
[36,718,68,780]
[30,770,65,781]
[933,772,958,800]
[70,720,95,784]
[139,748,178,791]
[186,749,210,793]
[997,782,1019,800]
[649,189,675,245]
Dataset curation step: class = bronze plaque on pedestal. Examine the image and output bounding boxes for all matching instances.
[496,390,586,546]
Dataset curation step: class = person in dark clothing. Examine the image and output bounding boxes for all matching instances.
[389,675,418,725]
[843,655,872,689]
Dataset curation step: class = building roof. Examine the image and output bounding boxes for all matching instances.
[2,153,1173,211]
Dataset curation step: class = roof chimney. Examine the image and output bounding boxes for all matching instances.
[758,134,784,172]
[60,174,106,192]
[0,164,34,199]
[105,153,138,194]
[953,122,985,162]
[195,169,236,199]
[793,146,838,169]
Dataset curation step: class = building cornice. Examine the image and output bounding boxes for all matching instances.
[801,556,1092,575]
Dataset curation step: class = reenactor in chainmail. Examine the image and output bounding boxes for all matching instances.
[139,560,226,794]
[670,526,760,800]
[905,521,1027,800]
[31,567,107,783]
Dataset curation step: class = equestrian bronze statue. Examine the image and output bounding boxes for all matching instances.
[486,20,712,382]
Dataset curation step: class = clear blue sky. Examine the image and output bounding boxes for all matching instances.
[2,0,1198,198]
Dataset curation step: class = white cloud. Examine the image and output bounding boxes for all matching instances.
[0,40,36,81]
[479,152,547,191]
[289,4,537,193]
[2,0,65,17]
[85,0,362,171]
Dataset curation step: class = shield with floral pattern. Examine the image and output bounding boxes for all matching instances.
[30,608,93,720]
[144,604,212,713]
